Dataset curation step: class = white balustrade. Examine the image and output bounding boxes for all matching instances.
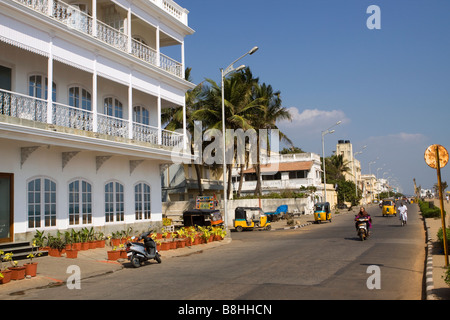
[52,102,94,131]
[97,113,129,138]
[0,89,47,123]
[133,122,159,145]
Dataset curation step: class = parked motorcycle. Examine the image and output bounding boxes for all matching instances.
[355,217,370,241]
[126,231,161,267]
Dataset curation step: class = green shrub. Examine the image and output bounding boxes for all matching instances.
[419,200,443,218]
[437,227,450,247]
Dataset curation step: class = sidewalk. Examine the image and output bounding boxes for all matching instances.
[424,199,450,300]
[0,237,232,299]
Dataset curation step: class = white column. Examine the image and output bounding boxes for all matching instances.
[92,0,97,36]
[128,72,133,139]
[47,37,53,124]
[157,85,161,145]
[47,0,53,17]
[92,54,98,132]
[181,40,185,79]
[182,99,187,150]
[127,8,132,53]
[156,26,160,67]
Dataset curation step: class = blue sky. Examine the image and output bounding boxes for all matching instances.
[174,0,450,195]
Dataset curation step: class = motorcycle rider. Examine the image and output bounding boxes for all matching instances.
[355,206,372,234]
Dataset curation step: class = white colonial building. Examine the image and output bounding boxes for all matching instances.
[0,0,194,242]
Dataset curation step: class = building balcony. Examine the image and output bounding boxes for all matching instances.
[11,0,185,78]
[0,88,184,149]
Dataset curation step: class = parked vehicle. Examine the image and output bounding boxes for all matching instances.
[183,209,223,227]
[314,202,331,223]
[234,207,271,232]
[126,231,161,268]
[355,216,370,241]
[265,205,289,222]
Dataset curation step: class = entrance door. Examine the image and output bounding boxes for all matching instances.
[0,173,13,243]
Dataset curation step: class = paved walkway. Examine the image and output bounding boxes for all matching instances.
[424,199,450,300]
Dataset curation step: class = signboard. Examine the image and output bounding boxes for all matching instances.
[424,144,448,169]
[195,195,218,210]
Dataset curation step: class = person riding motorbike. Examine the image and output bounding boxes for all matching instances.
[355,206,372,233]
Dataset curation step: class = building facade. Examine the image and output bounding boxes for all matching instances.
[0,0,194,242]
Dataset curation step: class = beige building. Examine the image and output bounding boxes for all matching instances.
[335,140,362,190]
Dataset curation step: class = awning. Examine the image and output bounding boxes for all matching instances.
[243,161,313,174]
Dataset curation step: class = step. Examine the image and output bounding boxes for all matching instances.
[0,241,47,260]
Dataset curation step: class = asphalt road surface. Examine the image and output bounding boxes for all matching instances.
[21,203,425,301]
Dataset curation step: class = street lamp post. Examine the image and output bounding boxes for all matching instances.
[221,46,258,230]
[321,121,341,202]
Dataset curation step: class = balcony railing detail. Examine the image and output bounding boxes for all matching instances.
[0,89,184,149]
[0,89,47,123]
[11,0,183,78]
[52,102,94,131]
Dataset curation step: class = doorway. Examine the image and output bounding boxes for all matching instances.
[0,173,14,243]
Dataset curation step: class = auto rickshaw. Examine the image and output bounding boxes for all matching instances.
[314,202,331,223]
[233,207,271,232]
[381,199,397,217]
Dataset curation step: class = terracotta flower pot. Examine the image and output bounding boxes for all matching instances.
[81,242,90,251]
[0,269,12,284]
[9,266,26,280]
[88,241,96,249]
[119,250,127,259]
[96,240,105,248]
[66,249,78,259]
[107,250,120,260]
[169,241,177,249]
[111,238,120,246]
[176,240,186,248]
[49,248,63,257]
[25,262,38,277]
[160,242,170,251]
[73,243,81,251]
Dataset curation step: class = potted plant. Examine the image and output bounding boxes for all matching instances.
[5,253,26,281]
[24,240,42,277]
[110,231,121,247]
[118,243,127,259]
[33,230,47,251]
[70,229,82,251]
[95,232,106,248]
[47,234,65,257]
[64,233,78,259]
[0,251,12,284]
[80,228,90,250]
[107,246,120,260]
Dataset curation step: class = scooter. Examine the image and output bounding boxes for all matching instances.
[355,217,370,241]
[126,231,161,268]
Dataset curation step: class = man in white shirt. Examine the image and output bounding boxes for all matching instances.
[398,202,408,225]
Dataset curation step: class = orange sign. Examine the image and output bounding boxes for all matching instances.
[425,144,449,169]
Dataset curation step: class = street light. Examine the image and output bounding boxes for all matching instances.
[221,46,258,231]
[321,121,342,202]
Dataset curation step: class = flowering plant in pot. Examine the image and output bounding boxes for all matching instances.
[95,232,106,248]
[107,246,120,260]
[5,253,26,280]
[0,251,12,284]
[25,240,42,277]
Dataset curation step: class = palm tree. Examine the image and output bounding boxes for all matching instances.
[162,67,206,195]
[194,68,263,199]
[250,82,293,196]
[325,154,352,183]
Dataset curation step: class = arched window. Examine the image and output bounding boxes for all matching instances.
[104,97,123,118]
[133,105,149,125]
[69,179,92,225]
[69,86,92,111]
[105,181,124,222]
[135,182,151,220]
[27,177,56,228]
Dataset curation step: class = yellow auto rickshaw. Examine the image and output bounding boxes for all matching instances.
[381,199,397,217]
[314,202,331,223]
[233,207,271,232]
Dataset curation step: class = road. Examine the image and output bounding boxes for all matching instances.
[21,203,425,301]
